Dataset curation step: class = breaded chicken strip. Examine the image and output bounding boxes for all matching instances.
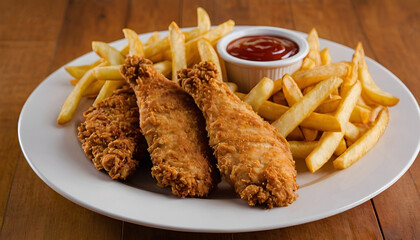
[178,62,299,208]
[121,56,219,198]
[78,85,148,180]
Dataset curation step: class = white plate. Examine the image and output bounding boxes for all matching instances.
[18,26,420,233]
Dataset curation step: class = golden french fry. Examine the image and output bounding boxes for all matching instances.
[272,77,343,137]
[164,20,235,65]
[287,128,305,141]
[123,28,145,57]
[145,31,160,45]
[315,95,341,113]
[272,78,282,94]
[359,65,399,106]
[153,60,172,78]
[57,62,107,124]
[169,22,187,82]
[225,82,238,92]
[120,45,130,56]
[65,59,102,79]
[93,65,123,80]
[236,93,342,132]
[334,108,389,169]
[282,74,318,141]
[197,39,223,81]
[333,138,347,156]
[282,74,303,106]
[70,79,78,86]
[271,91,288,105]
[301,57,316,70]
[302,85,314,95]
[307,49,321,66]
[243,77,274,111]
[320,48,332,65]
[82,80,105,98]
[305,81,361,172]
[344,121,360,142]
[292,62,350,89]
[350,104,371,124]
[289,141,318,159]
[92,42,125,106]
[92,41,125,66]
[307,28,320,52]
[197,7,211,33]
[218,53,228,82]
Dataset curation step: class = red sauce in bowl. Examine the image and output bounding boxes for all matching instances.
[226,35,299,61]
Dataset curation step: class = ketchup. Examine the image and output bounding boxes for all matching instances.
[226,35,299,61]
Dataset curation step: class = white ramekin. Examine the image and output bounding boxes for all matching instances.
[217,26,309,92]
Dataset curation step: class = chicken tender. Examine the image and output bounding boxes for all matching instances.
[77,85,148,180]
[178,62,299,208]
[121,56,219,198]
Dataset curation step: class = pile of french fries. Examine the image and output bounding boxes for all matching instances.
[238,28,399,172]
[58,7,399,172]
[57,7,235,124]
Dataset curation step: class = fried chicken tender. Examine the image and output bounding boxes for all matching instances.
[121,56,219,198]
[77,85,148,180]
[178,62,299,208]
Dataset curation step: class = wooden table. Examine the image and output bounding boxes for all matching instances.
[1,0,418,239]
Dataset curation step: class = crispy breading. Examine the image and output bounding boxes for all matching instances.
[178,62,299,208]
[77,86,147,180]
[121,56,219,198]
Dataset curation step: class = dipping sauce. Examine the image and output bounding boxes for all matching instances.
[226,35,299,61]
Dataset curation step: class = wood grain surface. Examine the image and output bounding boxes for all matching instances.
[1,0,418,239]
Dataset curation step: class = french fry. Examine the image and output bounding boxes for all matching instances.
[282,74,318,141]
[82,80,105,98]
[92,41,125,65]
[344,121,360,142]
[271,91,288,105]
[320,48,332,65]
[289,141,318,159]
[333,138,347,156]
[307,28,321,66]
[315,95,341,113]
[164,20,235,65]
[120,45,130,56]
[301,57,316,70]
[282,74,303,105]
[236,92,342,132]
[334,108,389,169]
[57,62,107,124]
[218,53,228,82]
[123,28,145,57]
[197,7,211,33]
[70,79,78,86]
[197,39,223,81]
[272,78,282,94]
[91,42,125,106]
[93,65,123,80]
[145,31,160,45]
[359,64,399,106]
[169,22,187,82]
[153,60,172,78]
[349,104,371,124]
[65,59,102,79]
[307,50,321,66]
[287,128,305,141]
[272,77,343,137]
[292,62,350,89]
[225,82,238,92]
[305,81,361,172]
[243,77,274,111]
[307,28,320,51]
